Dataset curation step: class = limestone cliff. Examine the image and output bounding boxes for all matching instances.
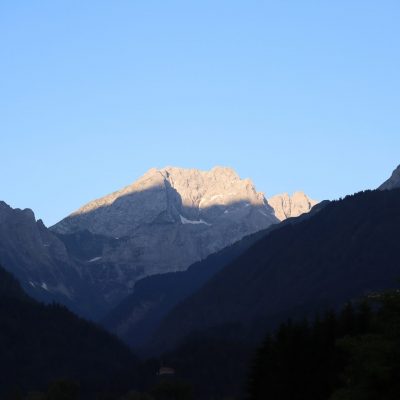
[51,167,279,304]
[268,192,318,221]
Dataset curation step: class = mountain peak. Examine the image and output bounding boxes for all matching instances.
[0,201,36,223]
[379,164,400,191]
[149,165,240,182]
[56,166,270,236]
[268,192,318,221]
[210,165,239,177]
[49,166,280,301]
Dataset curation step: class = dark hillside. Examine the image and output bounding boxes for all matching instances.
[153,189,400,353]
[0,265,138,397]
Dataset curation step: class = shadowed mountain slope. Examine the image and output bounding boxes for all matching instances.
[102,228,272,350]
[102,200,325,351]
[379,164,400,190]
[0,265,137,397]
[149,189,400,354]
[0,201,106,318]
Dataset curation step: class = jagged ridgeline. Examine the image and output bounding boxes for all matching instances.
[50,166,280,308]
[0,201,106,319]
[0,167,317,321]
[50,166,314,314]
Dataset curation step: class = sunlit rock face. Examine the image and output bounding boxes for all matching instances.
[51,167,279,304]
[53,166,274,237]
[0,167,318,318]
[379,165,400,190]
[268,192,318,221]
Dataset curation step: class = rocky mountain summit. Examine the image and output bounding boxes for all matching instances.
[51,167,281,305]
[268,192,318,221]
[379,164,400,190]
[53,166,275,237]
[0,167,318,318]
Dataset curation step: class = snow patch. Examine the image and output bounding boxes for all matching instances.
[180,215,211,226]
[88,256,102,263]
[41,282,49,291]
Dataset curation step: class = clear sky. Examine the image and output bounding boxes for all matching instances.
[1,1,399,226]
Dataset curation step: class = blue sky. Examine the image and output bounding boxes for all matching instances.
[1,1,399,226]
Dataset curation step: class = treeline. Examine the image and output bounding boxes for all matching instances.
[3,256,400,400]
[248,290,400,400]
[0,265,197,400]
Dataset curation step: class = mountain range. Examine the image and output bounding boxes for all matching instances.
[0,166,316,318]
[1,163,400,397]
[102,164,400,356]
[51,167,317,307]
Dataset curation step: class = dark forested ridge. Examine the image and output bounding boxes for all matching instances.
[0,265,138,398]
[151,189,400,354]
[248,291,400,400]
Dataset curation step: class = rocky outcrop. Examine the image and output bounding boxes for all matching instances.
[0,201,105,318]
[268,192,318,221]
[51,167,280,305]
[379,165,400,190]
[52,166,276,236]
